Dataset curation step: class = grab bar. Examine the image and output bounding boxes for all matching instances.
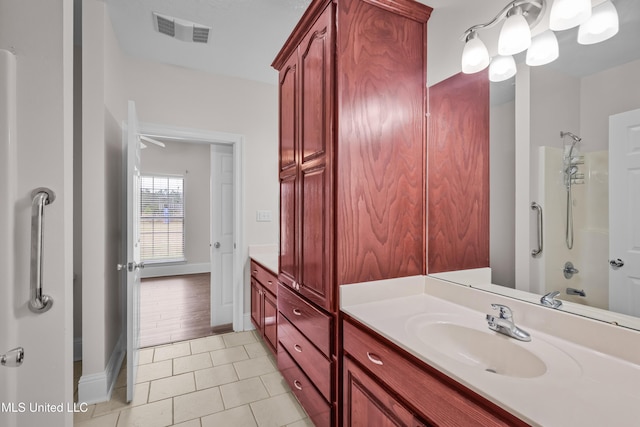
[531,202,543,257]
[29,187,55,313]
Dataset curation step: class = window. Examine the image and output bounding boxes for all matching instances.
[140,175,185,263]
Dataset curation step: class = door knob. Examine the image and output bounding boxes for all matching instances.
[1,347,25,368]
[609,258,624,268]
[213,242,221,249]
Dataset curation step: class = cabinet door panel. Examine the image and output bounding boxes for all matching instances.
[300,163,332,310]
[279,56,297,173]
[344,357,423,427]
[279,173,297,289]
[263,289,278,355]
[300,5,333,164]
[250,279,262,330]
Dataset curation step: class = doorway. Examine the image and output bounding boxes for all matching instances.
[135,123,245,347]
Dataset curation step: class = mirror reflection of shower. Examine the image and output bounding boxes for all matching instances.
[562,131,584,250]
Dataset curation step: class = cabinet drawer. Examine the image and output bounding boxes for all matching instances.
[343,318,526,427]
[278,315,332,401]
[278,283,332,357]
[278,346,331,427]
[251,260,278,295]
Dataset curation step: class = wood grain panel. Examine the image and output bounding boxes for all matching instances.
[279,173,297,288]
[427,71,490,273]
[263,288,278,355]
[279,56,297,173]
[336,0,427,285]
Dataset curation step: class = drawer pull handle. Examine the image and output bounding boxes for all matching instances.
[294,344,302,353]
[253,270,258,274]
[268,281,273,284]
[293,380,303,390]
[367,352,384,366]
[292,308,302,316]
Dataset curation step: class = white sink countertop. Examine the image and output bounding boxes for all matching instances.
[248,244,278,274]
[340,276,640,427]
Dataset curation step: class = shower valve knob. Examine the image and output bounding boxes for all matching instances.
[609,258,624,268]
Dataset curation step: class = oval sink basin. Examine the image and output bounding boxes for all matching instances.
[417,322,547,378]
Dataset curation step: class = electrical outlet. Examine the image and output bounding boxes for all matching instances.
[256,210,272,222]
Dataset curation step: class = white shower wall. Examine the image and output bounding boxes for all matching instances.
[539,147,609,309]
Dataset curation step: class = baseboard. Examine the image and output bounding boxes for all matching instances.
[141,262,210,278]
[77,333,126,404]
[74,337,82,362]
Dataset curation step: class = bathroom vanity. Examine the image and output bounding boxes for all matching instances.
[250,254,279,356]
[341,276,640,427]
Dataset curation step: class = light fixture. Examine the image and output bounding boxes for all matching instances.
[461,31,491,73]
[577,0,619,45]
[549,0,592,31]
[489,55,517,82]
[498,7,531,55]
[526,30,559,66]
[460,0,619,79]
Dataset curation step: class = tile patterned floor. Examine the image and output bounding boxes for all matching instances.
[74,331,314,427]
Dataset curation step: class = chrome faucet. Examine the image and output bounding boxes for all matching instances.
[486,304,531,342]
[541,291,563,309]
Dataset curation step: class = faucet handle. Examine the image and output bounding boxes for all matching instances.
[491,304,512,319]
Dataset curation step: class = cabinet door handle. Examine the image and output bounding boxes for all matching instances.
[293,380,303,390]
[253,269,258,275]
[294,344,302,353]
[367,352,384,366]
[292,308,302,316]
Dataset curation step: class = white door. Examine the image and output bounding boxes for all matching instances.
[210,144,235,326]
[609,108,640,316]
[124,100,142,401]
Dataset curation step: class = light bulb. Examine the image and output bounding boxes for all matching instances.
[461,32,490,73]
[489,55,517,82]
[498,8,531,56]
[578,0,619,45]
[550,0,592,31]
[526,30,559,66]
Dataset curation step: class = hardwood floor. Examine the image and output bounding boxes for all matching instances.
[139,273,232,348]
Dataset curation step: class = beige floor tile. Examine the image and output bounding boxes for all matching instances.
[148,372,196,402]
[219,377,269,409]
[194,364,239,390]
[132,382,150,407]
[190,335,226,354]
[233,355,276,380]
[136,359,173,383]
[210,346,249,366]
[222,331,257,347]
[153,342,191,362]
[286,418,315,427]
[116,398,173,427]
[244,341,269,358]
[73,403,96,423]
[138,348,155,365]
[114,364,127,389]
[75,411,119,427]
[260,371,289,396]
[172,419,202,427]
[250,393,307,427]
[173,352,213,375]
[173,387,225,424]
[201,405,257,427]
[92,387,130,417]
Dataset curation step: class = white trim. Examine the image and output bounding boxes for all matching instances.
[78,333,126,404]
[137,122,245,332]
[243,313,256,331]
[141,262,211,278]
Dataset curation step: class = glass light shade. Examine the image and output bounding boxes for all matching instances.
[461,33,490,73]
[577,0,619,45]
[550,0,592,31]
[489,55,517,82]
[526,30,559,66]
[498,11,531,55]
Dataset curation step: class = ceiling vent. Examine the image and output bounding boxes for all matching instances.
[152,12,210,44]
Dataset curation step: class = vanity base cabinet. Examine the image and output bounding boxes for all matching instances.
[250,260,278,356]
[342,316,529,427]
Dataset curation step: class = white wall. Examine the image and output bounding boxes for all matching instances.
[141,140,212,272]
[0,0,74,426]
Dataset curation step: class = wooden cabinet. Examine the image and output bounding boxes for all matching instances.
[342,316,529,427]
[250,260,278,355]
[273,0,432,425]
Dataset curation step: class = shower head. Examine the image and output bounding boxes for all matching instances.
[560,131,581,143]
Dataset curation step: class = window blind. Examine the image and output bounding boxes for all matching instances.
[140,175,185,262]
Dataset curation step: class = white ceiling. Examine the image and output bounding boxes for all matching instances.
[105,0,639,85]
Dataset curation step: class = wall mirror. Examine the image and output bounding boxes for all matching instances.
[429,0,640,330]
